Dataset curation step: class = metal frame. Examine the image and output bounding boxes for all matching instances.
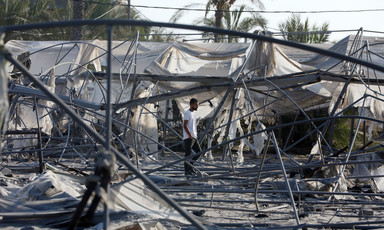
[2,20,384,229]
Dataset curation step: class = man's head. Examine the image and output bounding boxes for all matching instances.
[189,98,198,111]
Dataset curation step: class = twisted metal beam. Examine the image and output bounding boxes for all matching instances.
[3,50,207,230]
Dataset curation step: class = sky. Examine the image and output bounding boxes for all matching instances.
[130,0,384,42]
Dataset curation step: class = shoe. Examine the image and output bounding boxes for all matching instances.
[185,170,194,177]
[185,169,198,179]
[196,171,208,178]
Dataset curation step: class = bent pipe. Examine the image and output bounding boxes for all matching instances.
[3,52,208,230]
[145,113,384,175]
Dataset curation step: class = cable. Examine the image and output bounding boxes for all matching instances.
[130,6,152,22]
[135,5,384,14]
[81,1,384,14]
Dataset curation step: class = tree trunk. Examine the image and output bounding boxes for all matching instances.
[72,0,85,40]
[214,9,223,42]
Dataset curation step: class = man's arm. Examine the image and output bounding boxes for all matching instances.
[183,120,193,139]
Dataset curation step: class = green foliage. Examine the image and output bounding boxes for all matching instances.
[0,0,174,42]
[330,108,367,151]
[194,4,266,42]
[171,0,266,42]
[279,13,330,43]
[205,0,264,28]
[0,0,54,41]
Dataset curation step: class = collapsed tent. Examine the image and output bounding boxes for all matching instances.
[0,169,191,228]
[5,34,384,162]
[3,29,384,228]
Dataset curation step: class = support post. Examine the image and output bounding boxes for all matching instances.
[105,25,113,150]
[330,98,367,199]
[122,33,139,157]
[222,90,237,161]
[198,82,237,145]
[350,118,355,147]
[254,131,271,211]
[283,111,299,150]
[363,120,366,146]
[34,96,44,174]
[328,120,335,149]
[102,24,114,230]
[198,40,256,145]
[271,132,300,226]
[162,99,170,156]
[5,46,207,230]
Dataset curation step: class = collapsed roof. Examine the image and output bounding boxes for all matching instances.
[2,30,384,228]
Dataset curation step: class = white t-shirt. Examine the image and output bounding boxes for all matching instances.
[183,110,197,140]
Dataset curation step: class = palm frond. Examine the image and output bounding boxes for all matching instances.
[170,3,203,23]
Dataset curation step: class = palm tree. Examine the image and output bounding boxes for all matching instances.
[0,0,166,42]
[194,4,266,42]
[171,0,264,41]
[205,0,263,29]
[0,0,54,41]
[279,14,330,43]
[72,0,85,40]
[223,4,266,42]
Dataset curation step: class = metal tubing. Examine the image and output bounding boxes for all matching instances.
[283,95,367,153]
[145,113,384,176]
[254,131,271,211]
[271,132,300,226]
[330,97,367,197]
[34,96,44,174]
[101,24,113,230]
[222,90,237,161]
[197,41,256,145]
[5,52,207,230]
[58,120,72,162]
[198,80,237,145]
[162,187,384,198]
[265,78,333,155]
[136,81,159,161]
[162,99,170,155]
[283,112,299,150]
[105,25,113,151]
[1,144,94,155]
[173,197,384,206]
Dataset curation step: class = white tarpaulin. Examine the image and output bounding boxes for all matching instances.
[0,52,9,144]
[4,35,384,162]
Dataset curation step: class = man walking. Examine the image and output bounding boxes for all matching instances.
[183,98,202,177]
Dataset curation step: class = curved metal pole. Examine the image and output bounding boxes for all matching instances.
[270,132,300,226]
[81,108,184,166]
[264,78,334,155]
[4,47,207,230]
[136,81,159,164]
[329,95,368,198]
[254,131,271,211]
[116,32,139,103]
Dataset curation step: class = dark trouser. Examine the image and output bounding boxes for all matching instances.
[184,138,202,175]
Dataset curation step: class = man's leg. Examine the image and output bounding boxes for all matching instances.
[184,138,193,175]
[190,139,207,177]
[191,139,202,162]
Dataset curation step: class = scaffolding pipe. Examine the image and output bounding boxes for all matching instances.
[4,51,208,230]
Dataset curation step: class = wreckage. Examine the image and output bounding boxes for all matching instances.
[1,21,384,229]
